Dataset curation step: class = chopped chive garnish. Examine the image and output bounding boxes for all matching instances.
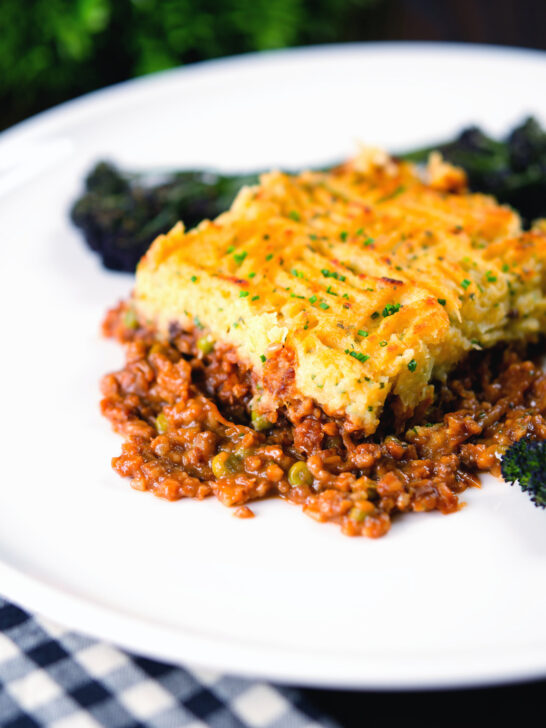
[344,350,369,363]
[309,295,318,304]
[226,245,235,253]
[326,285,338,296]
[382,302,401,317]
[248,272,256,278]
[260,355,266,362]
[289,210,301,221]
[378,185,406,203]
[408,359,417,372]
[233,250,247,265]
[379,340,387,347]
[461,279,471,289]
[363,237,374,247]
[357,330,368,337]
[438,298,447,306]
[239,290,249,298]
[502,263,510,273]
[371,311,380,319]
[319,301,330,310]
[356,228,364,235]
[340,231,348,242]
[251,295,260,301]
[486,271,497,283]
[190,275,198,283]
[321,269,346,281]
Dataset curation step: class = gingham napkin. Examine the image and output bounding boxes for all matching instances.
[0,598,339,728]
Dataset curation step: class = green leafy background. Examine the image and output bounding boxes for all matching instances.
[0,0,383,130]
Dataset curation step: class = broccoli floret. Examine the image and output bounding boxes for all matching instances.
[70,162,259,272]
[501,438,546,508]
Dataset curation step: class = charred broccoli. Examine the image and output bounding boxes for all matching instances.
[501,437,546,508]
[70,163,259,272]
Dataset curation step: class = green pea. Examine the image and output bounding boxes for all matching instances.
[235,446,254,459]
[155,412,168,434]
[251,409,273,431]
[288,461,313,487]
[149,342,164,356]
[197,336,215,355]
[123,307,139,330]
[349,504,374,522]
[349,507,366,522]
[211,452,242,478]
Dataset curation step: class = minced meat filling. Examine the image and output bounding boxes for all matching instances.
[101,302,546,537]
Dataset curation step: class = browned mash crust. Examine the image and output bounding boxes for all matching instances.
[133,150,546,435]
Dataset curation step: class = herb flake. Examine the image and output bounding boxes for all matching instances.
[345,350,369,363]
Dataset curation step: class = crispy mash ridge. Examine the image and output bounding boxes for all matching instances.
[134,151,546,433]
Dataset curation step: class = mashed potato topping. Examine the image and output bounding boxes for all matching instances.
[134,150,546,434]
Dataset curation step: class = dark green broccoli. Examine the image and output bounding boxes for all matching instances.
[70,163,260,271]
[501,438,546,508]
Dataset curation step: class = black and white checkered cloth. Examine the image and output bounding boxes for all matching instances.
[0,598,339,728]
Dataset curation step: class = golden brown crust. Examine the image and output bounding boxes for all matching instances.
[134,150,546,433]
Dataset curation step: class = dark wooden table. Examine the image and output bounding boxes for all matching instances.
[303,675,546,725]
[365,0,545,51]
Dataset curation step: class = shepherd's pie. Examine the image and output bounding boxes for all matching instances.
[133,150,546,434]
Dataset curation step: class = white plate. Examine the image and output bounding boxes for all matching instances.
[1,43,546,690]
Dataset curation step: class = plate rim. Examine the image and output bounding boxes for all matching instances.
[2,557,546,690]
[2,40,545,145]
